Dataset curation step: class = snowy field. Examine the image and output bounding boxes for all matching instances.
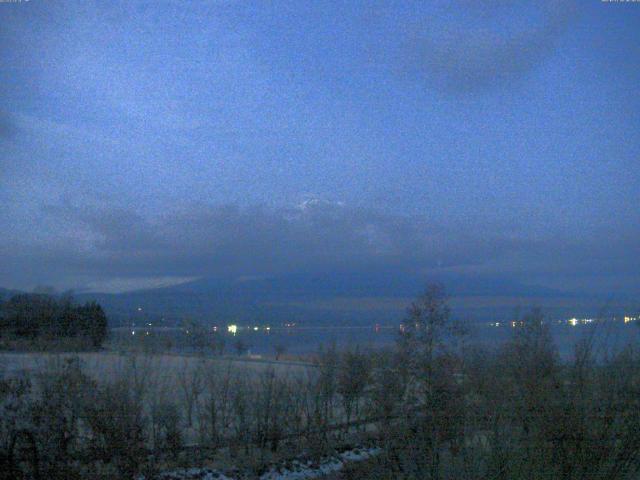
[0,351,312,379]
[142,446,380,480]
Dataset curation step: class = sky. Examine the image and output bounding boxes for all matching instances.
[0,0,639,296]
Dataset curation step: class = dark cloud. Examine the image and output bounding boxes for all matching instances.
[404,0,578,92]
[40,201,440,278]
[0,111,17,140]
[3,201,526,289]
[3,200,637,296]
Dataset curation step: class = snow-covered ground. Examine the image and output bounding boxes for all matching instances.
[147,468,234,480]
[259,447,380,480]
[144,446,380,480]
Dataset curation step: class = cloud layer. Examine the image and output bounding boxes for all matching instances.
[0,199,637,296]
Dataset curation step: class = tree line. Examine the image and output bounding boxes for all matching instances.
[0,294,108,348]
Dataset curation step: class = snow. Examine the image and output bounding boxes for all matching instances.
[142,446,380,480]
[141,468,234,480]
[259,447,380,480]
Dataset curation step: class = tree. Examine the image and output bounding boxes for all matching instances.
[398,283,451,374]
[274,344,286,360]
[177,360,204,428]
[212,333,225,356]
[0,294,109,348]
[393,284,465,479]
[78,302,108,347]
[317,343,338,434]
[150,401,182,458]
[182,318,209,353]
[31,357,96,479]
[337,347,370,428]
[2,294,56,339]
[85,379,148,479]
[54,295,78,338]
[501,308,559,440]
[234,339,248,356]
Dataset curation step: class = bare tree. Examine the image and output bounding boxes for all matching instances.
[177,359,204,428]
[198,361,233,448]
[84,378,148,479]
[234,339,248,356]
[337,347,370,430]
[274,344,286,361]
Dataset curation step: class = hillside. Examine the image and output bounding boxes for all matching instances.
[71,270,626,327]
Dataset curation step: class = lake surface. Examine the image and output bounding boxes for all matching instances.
[235,322,640,359]
[116,320,640,360]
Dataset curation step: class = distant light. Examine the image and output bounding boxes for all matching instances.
[131,330,135,335]
[568,318,578,327]
[265,326,271,331]
[137,307,142,312]
[228,324,238,335]
[253,326,259,331]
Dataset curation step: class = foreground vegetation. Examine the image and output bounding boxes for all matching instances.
[0,294,108,350]
[1,285,639,479]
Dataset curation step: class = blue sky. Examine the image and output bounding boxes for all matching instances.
[0,0,638,295]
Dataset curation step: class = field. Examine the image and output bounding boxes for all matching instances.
[0,351,312,379]
[0,350,320,449]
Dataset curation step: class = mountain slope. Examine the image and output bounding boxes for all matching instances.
[74,269,596,326]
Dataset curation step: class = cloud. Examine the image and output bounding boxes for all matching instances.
[403,0,578,92]
[0,112,19,175]
[0,201,527,290]
[2,198,636,295]
[0,111,17,140]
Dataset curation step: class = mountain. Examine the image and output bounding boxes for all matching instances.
[3,268,626,328]
[72,268,613,327]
